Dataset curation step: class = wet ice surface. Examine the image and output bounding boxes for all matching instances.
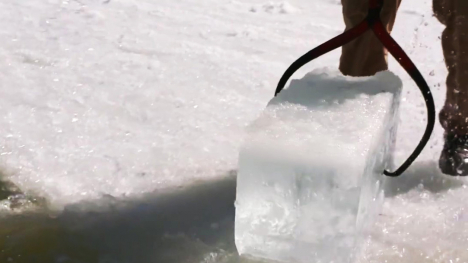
[1,170,466,263]
[0,0,467,262]
[0,175,242,263]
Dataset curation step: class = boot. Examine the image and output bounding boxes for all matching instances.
[439,133,468,176]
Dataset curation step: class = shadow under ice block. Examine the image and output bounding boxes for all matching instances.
[235,68,402,263]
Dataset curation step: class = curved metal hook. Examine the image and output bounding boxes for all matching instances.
[371,20,436,176]
[274,4,435,177]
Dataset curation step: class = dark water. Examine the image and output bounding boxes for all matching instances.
[0,171,263,263]
[1,162,465,263]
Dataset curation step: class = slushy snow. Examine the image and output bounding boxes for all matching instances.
[235,69,402,263]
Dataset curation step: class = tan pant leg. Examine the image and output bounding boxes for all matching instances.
[435,0,468,134]
[339,0,402,77]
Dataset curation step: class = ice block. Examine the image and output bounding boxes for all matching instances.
[235,68,402,263]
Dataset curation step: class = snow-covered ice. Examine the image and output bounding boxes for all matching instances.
[0,0,345,209]
[235,69,402,263]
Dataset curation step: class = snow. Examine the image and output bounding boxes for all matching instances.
[235,69,402,263]
[0,0,341,209]
[0,0,466,261]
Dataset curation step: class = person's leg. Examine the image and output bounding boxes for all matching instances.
[339,0,402,77]
[436,0,468,133]
[434,0,468,175]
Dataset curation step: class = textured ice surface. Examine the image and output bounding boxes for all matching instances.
[235,68,402,263]
[358,165,468,263]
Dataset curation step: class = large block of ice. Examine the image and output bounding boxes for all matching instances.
[235,68,402,263]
